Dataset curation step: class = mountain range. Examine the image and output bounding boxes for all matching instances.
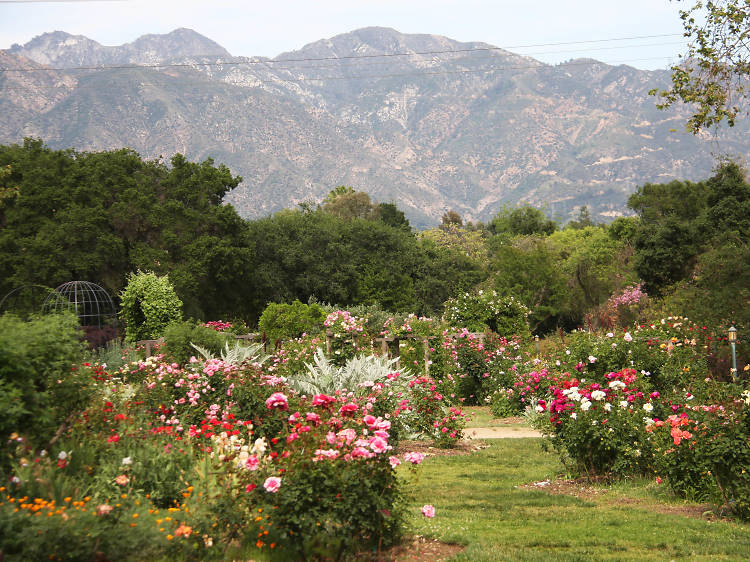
[2,27,748,227]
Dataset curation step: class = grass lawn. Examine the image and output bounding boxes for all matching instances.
[463,406,523,428]
[403,439,750,561]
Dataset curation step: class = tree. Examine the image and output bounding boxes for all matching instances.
[565,205,596,230]
[628,160,750,295]
[653,0,750,132]
[419,223,487,262]
[375,202,411,232]
[0,139,252,321]
[490,205,557,237]
[488,239,571,332]
[440,210,463,228]
[321,187,377,221]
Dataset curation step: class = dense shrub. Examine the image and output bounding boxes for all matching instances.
[120,271,182,342]
[162,320,229,365]
[258,300,325,344]
[651,395,750,517]
[443,290,530,339]
[0,313,88,450]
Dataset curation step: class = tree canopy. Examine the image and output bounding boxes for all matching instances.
[654,0,750,132]
[0,139,252,320]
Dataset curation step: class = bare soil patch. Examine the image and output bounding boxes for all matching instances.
[395,439,489,457]
[390,536,465,561]
[520,477,722,520]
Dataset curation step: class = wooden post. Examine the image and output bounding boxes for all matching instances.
[326,330,332,355]
[423,337,430,375]
[137,337,164,358]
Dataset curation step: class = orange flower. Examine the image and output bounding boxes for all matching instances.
[175,524,192,538]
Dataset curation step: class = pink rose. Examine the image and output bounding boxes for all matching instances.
[404,452,425,465]
[96,504,114,516]
[337,428,357,445]
[421,504,435,518]
[369,436,388,454]
[339,403,358,416]
[389,456,401,469]
[351,446,373,459]
[265,392,289,410]
[312,394,336,407]
[244,455,260,471]
[263,476,282,493]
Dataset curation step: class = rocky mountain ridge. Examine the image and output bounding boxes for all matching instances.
[2,27,748,227]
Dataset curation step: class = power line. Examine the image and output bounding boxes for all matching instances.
[264,41,685,73]
[0,32,684,73]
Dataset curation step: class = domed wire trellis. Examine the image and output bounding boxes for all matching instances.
[42,281,119,348]
[0,284,54,318]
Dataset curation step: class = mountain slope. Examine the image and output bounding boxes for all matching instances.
[2,27,748,227]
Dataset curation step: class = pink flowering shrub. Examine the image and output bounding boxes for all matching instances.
[434,331,522,404]
[201,320,233,332]
[649,399,750,517]
[323,310,370,364]
[536,368,664,475]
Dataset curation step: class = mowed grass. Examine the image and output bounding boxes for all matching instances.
[403,439,750,561]
[463,406,521,428]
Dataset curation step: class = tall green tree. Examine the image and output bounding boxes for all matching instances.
[0,139,251,320]
[490,205,557,237]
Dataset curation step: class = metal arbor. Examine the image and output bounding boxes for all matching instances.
[0,284,54,318]
[42,281,119,348]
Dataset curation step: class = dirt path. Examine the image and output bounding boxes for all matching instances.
[465,426,542,439]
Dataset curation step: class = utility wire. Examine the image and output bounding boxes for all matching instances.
[0,32,684,73]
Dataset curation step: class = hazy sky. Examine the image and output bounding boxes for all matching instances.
[1,0,689,70]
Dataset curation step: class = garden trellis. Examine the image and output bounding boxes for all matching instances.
[42,281,118,348]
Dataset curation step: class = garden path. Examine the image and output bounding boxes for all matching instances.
[466,426,542,439]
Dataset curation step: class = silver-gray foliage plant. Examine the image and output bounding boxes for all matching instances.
[288,349,406,396]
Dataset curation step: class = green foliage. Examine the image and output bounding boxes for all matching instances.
[488,238,572,333]
[419,223,487,262]
[120,271,182,343]
[376,201,411,232]
[652,398,750,518]
[652,0,750,132]
[191,340,269,366]
[258,300,325,344]
[0,139,251,321]
[162,320,228,365]
[490,205,557,237]
[443,290,531,339]
[629,161,750,335]
[321,186,378,221]
[0,313,87,450]
[490,390,518,417]
[248,207,483,319]
[565,205,597,230]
